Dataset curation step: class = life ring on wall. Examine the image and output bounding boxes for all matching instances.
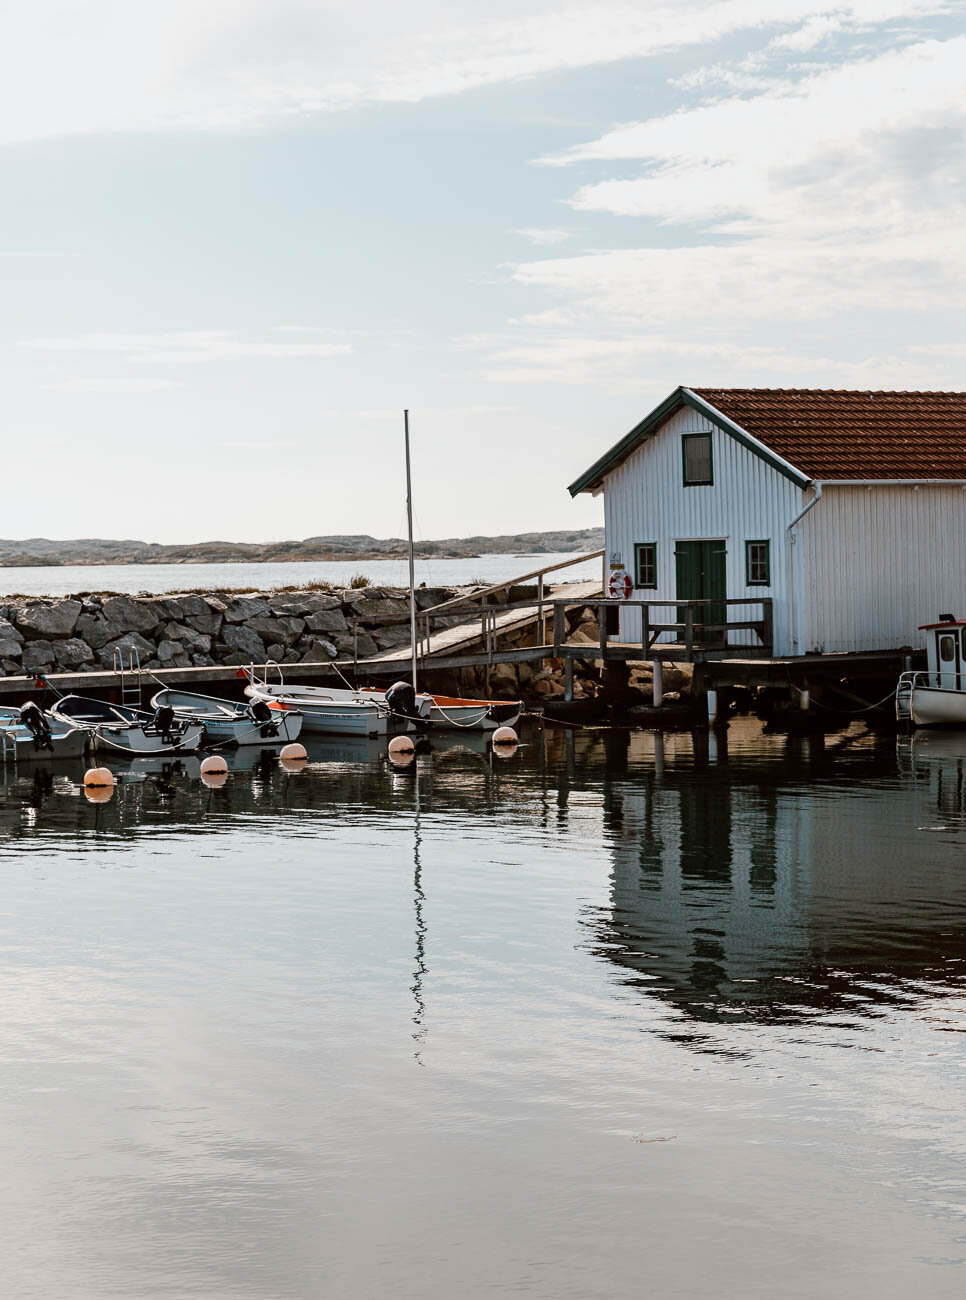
[608,570,633,600]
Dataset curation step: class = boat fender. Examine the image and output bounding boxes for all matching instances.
[385,680,418,718]
[249,698,280,738]
[20,702,54,752]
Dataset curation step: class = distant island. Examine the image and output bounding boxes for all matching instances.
[0,528,604,568]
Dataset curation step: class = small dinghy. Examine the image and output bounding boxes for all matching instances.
[150,688,304,747]
[245,676,431,737]
[358,687,522,732]
[0,703,89,763]
[49,695,204,756]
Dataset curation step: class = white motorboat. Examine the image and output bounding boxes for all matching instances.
[244,676,429,737]
[897,617,966,727]
[150,688,304,747]
[49,695,204,756]
[0,703,89,763]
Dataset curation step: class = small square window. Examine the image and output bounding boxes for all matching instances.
[746,539,771,586]
[682,433,713,485]
[635,542,657,589]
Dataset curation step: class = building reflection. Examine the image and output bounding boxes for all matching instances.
[584,721,966,1038]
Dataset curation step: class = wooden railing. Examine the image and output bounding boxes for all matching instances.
[551,597,774,660]
[408,549,603,662]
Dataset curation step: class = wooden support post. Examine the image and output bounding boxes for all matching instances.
[599,601,608,658]
[652,658,663,707]
[641,603,650,655]
[553,603,565,655]
[564,658,574,702]
[762,598,774,653]
[684,607,694,657]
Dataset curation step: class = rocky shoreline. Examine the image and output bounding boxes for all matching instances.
[0,585,695,715]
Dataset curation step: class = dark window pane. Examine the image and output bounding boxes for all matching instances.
[636,543,656,587]
[940,635,956,662]
[684,435,712,483]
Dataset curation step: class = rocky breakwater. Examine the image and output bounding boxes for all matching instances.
[0,585,463,678]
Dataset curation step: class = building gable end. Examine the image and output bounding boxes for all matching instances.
[568,387,811,496]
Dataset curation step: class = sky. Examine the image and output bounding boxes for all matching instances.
[1,0,964,544]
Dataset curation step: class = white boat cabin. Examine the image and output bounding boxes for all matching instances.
[921,617,966,690]
[569,387,966,657]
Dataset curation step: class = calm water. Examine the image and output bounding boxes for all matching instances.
[0,552,602,598]
[1,719,965,1298]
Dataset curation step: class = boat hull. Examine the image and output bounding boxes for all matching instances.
[0,724,89,763]
[909,685,966,728]
[88,722,206,756]
[427,699,522,732]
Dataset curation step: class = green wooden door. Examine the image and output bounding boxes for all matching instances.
[675,541,727,645]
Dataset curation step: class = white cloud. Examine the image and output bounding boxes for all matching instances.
[487,29,966,389]
[0,2,949,144]
[18,331,352,364]
[513,228,577,246]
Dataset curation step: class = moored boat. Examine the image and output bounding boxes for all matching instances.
[897,616,966,727]
[0,703,89,763]
[244,679,427,737]
[150,688,304,747]
[49,695,204,756]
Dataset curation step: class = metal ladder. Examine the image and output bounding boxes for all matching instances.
[895,671,915,722]
[113,644,143,710]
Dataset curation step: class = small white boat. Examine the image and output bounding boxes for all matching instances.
[897,617,966,727]
[358,687,522,732]
[150,688,304,747]
[0,703,89,763]
[245,674,430,737]
[49,695,204,756]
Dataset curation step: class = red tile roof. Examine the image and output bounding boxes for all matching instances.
[691,388,966,480]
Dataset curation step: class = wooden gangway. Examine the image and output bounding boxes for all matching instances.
[355,551,604,674]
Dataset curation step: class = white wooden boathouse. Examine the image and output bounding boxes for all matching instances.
[569,388,966,658]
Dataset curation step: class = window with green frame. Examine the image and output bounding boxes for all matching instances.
[634,542,657,589]
[682,432,713,485]
[745,539,771,585]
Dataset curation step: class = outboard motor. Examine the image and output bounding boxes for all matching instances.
[385,680,418,719]
[20,702,53,752]
[152,705,177,745]
[248,698,279,738]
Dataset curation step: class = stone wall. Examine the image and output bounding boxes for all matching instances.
[0,590,650,705]
[0,585,458,678]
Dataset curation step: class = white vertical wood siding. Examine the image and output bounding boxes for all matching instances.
[804,485,966,653]
[603,407,803,654]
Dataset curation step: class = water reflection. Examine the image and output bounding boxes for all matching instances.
[2,720,966,1296]
[584,722,966,1043]
[4,720,966,1042]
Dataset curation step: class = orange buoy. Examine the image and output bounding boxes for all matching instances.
[84,784,115,804]
[388,734,416,767]
[200,754,229,788]
[83,766,115,789]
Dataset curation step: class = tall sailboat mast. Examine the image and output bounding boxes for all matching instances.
[404,409,418,693]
